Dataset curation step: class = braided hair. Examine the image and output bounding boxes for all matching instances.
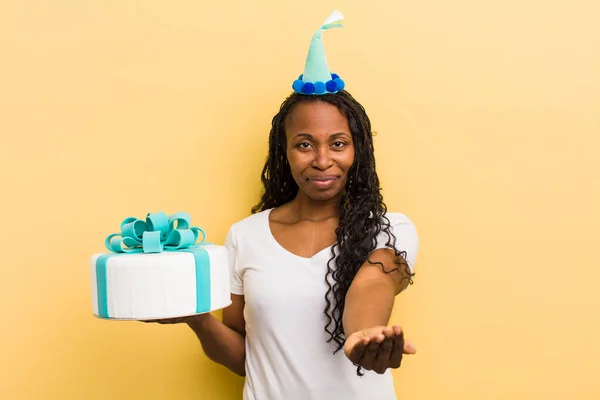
[252,90,414,373]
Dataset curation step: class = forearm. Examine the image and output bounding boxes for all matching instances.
[342,280,396,337]
[187,314,246,376]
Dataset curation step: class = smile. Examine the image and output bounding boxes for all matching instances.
[308,176,338,189]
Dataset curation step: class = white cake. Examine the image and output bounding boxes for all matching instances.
[90,212,231,320]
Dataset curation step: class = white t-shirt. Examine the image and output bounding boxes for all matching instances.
[224,208,419,400]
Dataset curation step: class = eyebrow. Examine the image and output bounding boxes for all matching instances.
[292,132,349,140]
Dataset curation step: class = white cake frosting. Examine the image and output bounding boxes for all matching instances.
[90,244,231,320]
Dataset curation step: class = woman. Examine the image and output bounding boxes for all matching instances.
[153,90,419,400]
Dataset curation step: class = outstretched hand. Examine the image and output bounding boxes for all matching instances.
[344,325,416,374]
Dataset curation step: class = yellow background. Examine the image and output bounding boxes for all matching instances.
[1,0,599,399]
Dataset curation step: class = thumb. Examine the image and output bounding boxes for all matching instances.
[344,331,366,353]
[344,332,361,347]
[403,340,417,354]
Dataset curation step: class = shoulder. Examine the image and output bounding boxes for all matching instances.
[377,211,420,270]
[381,211,418,240]
[383,212,416,229]
[225,208,272,247]
[230,208,271,233]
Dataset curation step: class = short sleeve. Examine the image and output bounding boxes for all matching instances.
[375,213,420,273]
[224,224,244,295]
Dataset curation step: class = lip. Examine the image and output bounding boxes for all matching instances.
[307,176,338,189]
[309,175,338,182]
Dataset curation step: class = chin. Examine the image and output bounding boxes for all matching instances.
[307,193,339,202]
[303,186,345,203]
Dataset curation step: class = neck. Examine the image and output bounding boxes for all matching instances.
[288,191,341,221]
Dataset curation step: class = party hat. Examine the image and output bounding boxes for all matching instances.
[292,10,346,95]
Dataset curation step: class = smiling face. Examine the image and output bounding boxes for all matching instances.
[284,101,355,203]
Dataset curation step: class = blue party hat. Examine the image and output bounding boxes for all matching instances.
[292,10,346,95]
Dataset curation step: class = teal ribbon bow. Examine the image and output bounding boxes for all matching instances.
[105,211,206,254]
[95,211,212,319]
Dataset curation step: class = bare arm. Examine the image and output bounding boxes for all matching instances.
[342,248,409,336]
[187,294,246,376]
[342,249,415,374]
[151,294,246,376]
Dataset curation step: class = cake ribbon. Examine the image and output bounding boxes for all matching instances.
[104,211,206,254]
[95,211,211,319]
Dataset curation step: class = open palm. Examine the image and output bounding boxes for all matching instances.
[344,325,416,374]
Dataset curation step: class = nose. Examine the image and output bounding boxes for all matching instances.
[311,146,333,171]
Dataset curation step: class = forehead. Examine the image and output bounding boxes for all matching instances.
[285,101,350,135]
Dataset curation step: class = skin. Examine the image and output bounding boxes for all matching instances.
[147,100,416,377]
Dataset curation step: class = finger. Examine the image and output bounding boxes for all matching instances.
[141,317,187,324]
[361,334,385,371]
[403,340,417,354]
[372,327,395,374]
[347,337,369,365]
[389,325,405,369]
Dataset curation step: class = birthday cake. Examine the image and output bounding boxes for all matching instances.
[89,212,231,320]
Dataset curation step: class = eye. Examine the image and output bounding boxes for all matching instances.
[332,141,346,149]
[296,142,312,149]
